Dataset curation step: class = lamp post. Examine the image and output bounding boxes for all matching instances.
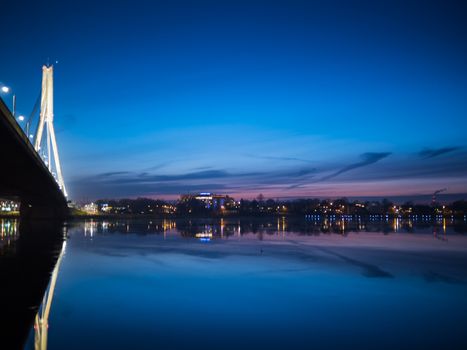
[0,85,14,116]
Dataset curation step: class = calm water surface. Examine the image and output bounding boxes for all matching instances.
[11,218,467,349]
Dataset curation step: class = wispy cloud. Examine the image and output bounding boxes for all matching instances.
[68,149,467,200]
[320,152,391,181]
[296,167,317,176]
[419,147,460,159]
[97,171,130,177]
[245,154,314,164]
[124,169,261,183]
[352,151,467,181]
[143,162,172,171]
[70,165,318,199]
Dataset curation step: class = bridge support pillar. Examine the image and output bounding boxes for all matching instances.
[20,199,69,220]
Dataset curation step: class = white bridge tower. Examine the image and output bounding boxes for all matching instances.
[34,65,67,197]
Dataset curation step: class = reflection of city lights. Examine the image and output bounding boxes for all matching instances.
[84,220,97,237]
[0,219,18,242]
[195,232,212,238]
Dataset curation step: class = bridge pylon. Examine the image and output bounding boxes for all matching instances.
[34,65,67,197]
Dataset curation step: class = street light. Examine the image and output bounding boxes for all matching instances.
[18,115,25,121]
[0,85,15,117]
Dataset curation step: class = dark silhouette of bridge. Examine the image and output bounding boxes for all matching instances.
[0,98,68,218]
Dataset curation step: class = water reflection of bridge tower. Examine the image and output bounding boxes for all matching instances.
[34,240,66,350]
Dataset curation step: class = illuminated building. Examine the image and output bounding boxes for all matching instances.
[180,192,234,211]
[83,202,98,214]
[0,200,19,212]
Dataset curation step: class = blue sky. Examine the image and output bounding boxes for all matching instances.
[1,0,466,200]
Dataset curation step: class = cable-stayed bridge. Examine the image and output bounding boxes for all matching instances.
[0,65,68,218]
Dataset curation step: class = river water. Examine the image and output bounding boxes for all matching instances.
[1,217,467,349]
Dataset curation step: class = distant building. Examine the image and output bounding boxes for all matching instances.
[0,200,19,213]
[100,203,112,213]
[180,192,234,211]
[83,202,98,214]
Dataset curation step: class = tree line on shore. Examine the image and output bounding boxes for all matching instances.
[90,196,467,217]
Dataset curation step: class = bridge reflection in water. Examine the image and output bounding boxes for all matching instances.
[33,240,66,350]
[0,219,66,349]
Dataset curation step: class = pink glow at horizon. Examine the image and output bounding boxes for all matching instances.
[145,176,467,201]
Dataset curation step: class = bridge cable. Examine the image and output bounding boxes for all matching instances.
[25,91,41,144]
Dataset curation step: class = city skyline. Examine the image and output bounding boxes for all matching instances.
[2,0,466,200]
